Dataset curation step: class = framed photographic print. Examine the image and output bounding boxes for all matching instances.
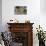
[14,6,27,15]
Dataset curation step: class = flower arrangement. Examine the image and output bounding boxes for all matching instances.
[36,25,45,42]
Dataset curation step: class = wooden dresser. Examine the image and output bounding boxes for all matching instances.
[7,23,34,46]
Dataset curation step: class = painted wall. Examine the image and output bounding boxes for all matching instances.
[40,0,46,31]
[2,0,46,46]
[0,0,2,32]
[40,0,46,13]
[2,0,40,31]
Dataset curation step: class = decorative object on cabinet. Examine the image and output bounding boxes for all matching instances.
[25,20,30,23]
[14,6,27,15]
[7,23,34,46]
[8,19,19,23]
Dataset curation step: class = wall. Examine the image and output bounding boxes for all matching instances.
[0,0,2,32]
[40,0,46,13]
[2,0,40,30]
[2,0,46,46]
[40,0,46,31]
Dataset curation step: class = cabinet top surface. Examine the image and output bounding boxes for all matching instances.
[7,23,34,25]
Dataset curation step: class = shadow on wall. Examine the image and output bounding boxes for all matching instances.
[40,0,46,14]
[0,0,2,32]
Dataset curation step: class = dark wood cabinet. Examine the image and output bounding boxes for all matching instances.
[7,23,34,46]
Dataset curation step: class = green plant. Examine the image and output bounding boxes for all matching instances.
[36,25,45,41]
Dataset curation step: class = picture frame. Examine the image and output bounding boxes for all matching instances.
[14,6,27,15]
